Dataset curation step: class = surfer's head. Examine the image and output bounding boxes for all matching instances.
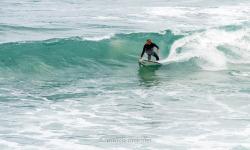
[146,39,152,45]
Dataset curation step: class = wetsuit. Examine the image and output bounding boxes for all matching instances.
[141,43,159,61]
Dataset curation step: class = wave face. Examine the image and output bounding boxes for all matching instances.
[0,31,182,74]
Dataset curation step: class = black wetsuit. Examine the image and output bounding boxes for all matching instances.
[141,43,159,61]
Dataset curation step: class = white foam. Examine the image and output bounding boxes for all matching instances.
[45,139,103,150]
[95,16,122,21]
[145,7,188,18]
[161,26,250,70]
[82,33,115,41]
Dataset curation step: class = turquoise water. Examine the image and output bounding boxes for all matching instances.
[1,0,250,149]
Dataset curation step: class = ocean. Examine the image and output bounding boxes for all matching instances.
[1,0,250,149]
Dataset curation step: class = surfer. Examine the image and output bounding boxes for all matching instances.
[140,39,160,61]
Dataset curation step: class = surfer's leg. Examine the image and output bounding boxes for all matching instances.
[147,54,152,61]
[153,52,159,61]
[146,50,153,61]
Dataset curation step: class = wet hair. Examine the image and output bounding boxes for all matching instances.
[146,39,152,42]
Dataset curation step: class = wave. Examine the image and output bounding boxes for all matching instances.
[0,30,181,74]
[0,24,72,32]
[0,23,249,74]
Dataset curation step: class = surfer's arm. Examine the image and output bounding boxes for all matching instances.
[153,43,160,54]
[140,46,146,58]
[152,43,159,49]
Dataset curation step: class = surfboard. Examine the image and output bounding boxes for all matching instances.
[138,59,162,66]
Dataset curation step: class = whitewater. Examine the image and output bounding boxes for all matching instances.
[1,0,250,150]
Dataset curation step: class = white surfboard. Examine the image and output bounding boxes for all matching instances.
[138,59,162,66]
